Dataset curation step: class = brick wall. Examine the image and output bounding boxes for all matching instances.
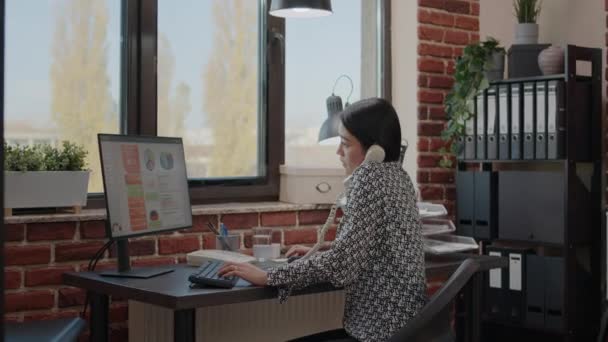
[417,0,480,216]
[3,208,339,341]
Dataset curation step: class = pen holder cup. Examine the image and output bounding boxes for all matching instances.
[215,235,240,251]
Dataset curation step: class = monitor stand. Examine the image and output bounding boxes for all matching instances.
[99,240,174,279]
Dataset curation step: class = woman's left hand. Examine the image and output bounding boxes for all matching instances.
[217,262,268,286]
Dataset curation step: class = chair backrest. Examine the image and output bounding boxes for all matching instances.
[388,258,481,342]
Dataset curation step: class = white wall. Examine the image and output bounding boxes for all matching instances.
[391,0,419,189]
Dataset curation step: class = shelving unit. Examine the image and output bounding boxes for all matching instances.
[454,45,604,341]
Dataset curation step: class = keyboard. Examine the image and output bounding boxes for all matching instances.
[188,260,238,289]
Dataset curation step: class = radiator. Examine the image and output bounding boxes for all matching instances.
[129,290,345,342]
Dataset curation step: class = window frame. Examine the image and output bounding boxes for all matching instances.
[89,0,390,207]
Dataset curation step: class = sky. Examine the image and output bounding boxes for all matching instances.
[5,0,364,142]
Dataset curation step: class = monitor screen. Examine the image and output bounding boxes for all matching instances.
[99,134,192,239]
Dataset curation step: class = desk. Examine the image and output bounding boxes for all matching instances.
[63,253,507,342]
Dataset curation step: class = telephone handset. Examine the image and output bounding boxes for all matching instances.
[298,145,386,261]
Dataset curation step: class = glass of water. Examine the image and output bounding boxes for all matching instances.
[252,227,273,261]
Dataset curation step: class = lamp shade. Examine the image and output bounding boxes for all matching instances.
[318,94,342,142]
[270,0,332,18]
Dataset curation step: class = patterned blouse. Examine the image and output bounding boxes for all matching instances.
[267,161,427,342]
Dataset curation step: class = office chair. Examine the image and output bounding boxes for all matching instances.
[6,317,86,342]
[388,258,481,342]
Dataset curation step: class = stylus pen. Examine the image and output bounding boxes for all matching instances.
[207,222,233,251]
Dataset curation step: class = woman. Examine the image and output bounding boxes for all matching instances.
[218,97,426,342]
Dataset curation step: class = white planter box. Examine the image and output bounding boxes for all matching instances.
[279,165,345,204]
[4,171,90,209]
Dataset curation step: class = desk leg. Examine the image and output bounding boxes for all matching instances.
[174,309,195,342]
[90,292,109,342]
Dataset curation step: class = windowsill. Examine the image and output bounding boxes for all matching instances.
[4,201,334,224]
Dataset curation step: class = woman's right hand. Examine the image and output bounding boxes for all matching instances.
[285,245,312,257]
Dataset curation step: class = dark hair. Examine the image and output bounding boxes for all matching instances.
[339,97,402,162]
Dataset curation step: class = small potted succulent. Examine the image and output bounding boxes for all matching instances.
[4,141,90,214]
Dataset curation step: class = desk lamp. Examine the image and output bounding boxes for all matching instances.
[319,75,353,142]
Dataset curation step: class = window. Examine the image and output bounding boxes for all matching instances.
[284,0,390,167]
[5,0,122,193]
[157,0,261,180]
[5,0,389,204]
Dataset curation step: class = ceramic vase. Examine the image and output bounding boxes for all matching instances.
[514,23,539,44]
[538,45,564,75]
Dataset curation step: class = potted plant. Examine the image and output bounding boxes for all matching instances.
[513,0,541,44]
[4,141,90,214]
[440,38,505,168]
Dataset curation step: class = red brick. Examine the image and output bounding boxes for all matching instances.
[58,287,86,308]
[110,326,128,341]
[5,245,51,266]
[420,186,444,200]
[131,257,176,267]
[418,26,444,42]
[445,1,470,14]
[429,106,447,120]
[284,228,318,245]
[418,105,429,120]
[5,269,21,289]
[79,260,118,272]
[27,222,76,241]
[418,155,442,168]
[418,90,444,104]
[260,211,296,227]
[429,170,455,183]
[158,236,200,255]
[471,2,480,16]
[428,75,454,89]
[299,210,331,225]
[418,122,445,136]
[220,213,258,229]
[6,224,25,242]
[417,171,430,184]
[418,9,454,27]
[447,60,456,75]
[26,266,75,286]
[80,220,107,239]
[110,303,128,323]
[418,75,428,87]
[419,0,445,11]
[202,232,217,249]
[418,58,445,73]
[24,310,79,322]
[446,186,456,200]
[109,239,155,257]
[190,215,219,233]
[470,33,480,44]
[418,138,430,152]
[444,30,469,45]
[429,137,450,152]
[55,241,106,262]
[454,47,464,57]
[419,43,453,58]
[324,226,337,242]
[5,290,54,312]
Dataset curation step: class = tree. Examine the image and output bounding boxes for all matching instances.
[202,0,258,177]
[50,0,117,193]
[157,33,190,138]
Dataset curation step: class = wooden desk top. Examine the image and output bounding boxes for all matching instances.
[63,253,507,310]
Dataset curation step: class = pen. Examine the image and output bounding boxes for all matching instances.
[206,222,233,251]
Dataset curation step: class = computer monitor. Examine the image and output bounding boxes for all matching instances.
[98,134,193,278]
